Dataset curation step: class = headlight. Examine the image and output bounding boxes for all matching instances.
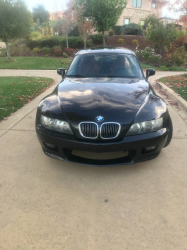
[41,115,73,134]
[127,117,163,136]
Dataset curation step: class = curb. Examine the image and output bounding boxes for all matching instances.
[156,81,187,114]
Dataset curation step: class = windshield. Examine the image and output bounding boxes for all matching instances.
[67,53,143,78]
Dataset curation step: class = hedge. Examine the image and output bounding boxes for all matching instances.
[69,26,79,37]
[60,37,84,48]
[113,26,122,35]
[27,38,60,50]
[113,24,142,36]
[121,23,142,35]
[27,40,40,50]
[40,38,60,48]
[90,34,108,45]
[27,36,92,50]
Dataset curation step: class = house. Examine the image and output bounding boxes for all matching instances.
[116,0,169,26]
[49,11,64,21]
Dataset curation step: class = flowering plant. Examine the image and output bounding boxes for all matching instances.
[136,47,161,66]
[64,48,75,56]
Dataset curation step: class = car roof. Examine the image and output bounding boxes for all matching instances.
[75,47,135,56]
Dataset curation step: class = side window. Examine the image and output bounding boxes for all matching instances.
[125,18,130,25]
[132,0,142,8]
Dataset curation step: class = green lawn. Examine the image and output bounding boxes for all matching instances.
[159,74,187,101]
[0,76,53,121]
[0,56,186,71]
[0,57,72,70]
[140,62,186,71]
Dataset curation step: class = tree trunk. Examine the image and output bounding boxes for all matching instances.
[11,41,15,54]
[84,39,86,49]
[66,31,69,48]
[102,31,106,47]
[5,40,11,62]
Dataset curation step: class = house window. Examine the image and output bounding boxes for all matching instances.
[152,3,156,8]
[141,20,145,26]
[132,0,142,8]
[125,18,130,25]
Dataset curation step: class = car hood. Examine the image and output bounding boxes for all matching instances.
[57,77,150,124]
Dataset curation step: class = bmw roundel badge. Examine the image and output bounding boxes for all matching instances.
[96,116,104,122]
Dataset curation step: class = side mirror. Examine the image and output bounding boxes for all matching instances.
[146,68,155,80]
[57,68,66,79]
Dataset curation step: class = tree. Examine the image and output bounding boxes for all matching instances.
[32,4,49,25]
[169,0,187,29]
[60,0,77,48]
[143,14,160,28]
[0,0,31,62]
[82,0,127,46]
[76,4,93,49]
[145,22,178,54]
[54,16,75,48]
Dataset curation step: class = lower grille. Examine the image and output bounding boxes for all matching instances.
[79,122,98,139]
[100,123,121,139]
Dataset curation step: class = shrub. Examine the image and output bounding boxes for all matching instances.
[172,35,187,51]
[172,46,187,66]
[27,40,40,50]
[10,45,20,56]
[40,38,59,48]
[61,37,84,48]
[52,45,62,50]
[69,26,79,37]
[30,31,42,40]
[64,48,75,56]
[113,26,122,35]
[108,29,114,36]
[145,23,178,54]
[33,47,41,54]
[144,15,160,28]
[41,47,50,55]
[90,34,108,45]
[136,47,161,66]
[86,40,93,48]
[118,38,124,44]
[121,23,141,35]
[0,48,7,57]
[51,45,62,55]
[132,39,139,49]
[53,49,63,57]
[63,53,68,58]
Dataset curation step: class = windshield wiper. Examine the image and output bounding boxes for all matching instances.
[67,74,86,77]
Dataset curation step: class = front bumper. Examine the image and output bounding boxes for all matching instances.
[36,128,168,166]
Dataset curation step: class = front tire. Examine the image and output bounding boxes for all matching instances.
[164,115,173,148]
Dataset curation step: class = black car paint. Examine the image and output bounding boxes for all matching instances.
[36,48,170,166]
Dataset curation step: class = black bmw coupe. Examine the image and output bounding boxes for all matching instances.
[36,48,173,166]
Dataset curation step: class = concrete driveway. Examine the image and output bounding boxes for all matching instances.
[0,70,187,250]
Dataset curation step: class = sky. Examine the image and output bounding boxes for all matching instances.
[25,0,68,11]
[25,0,178,19]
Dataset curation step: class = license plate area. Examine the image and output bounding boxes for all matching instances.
[72,150,129,160]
